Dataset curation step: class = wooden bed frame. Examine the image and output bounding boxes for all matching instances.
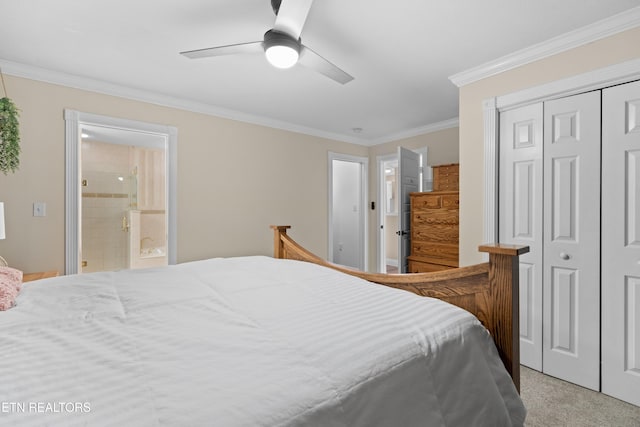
[271,225,529,392]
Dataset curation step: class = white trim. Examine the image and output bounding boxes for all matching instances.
[328,152,369,271]
[64,110,81,275]
[1,59,367,145]
[385,258,398,267]
[497,58,640,111]
[483,58,640,251]
[450,6,640,87]
[376,153,397,273]
[483,97,498,260]
[1,58,456,147]
[166,127,178,267]
[64,110,178,274]
[414,146,429,191]
[368,118,459,146]
[0,59,450,146]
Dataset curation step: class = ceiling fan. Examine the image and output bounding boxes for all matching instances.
[180,0,354,84]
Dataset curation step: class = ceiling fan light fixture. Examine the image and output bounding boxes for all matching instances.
[264,30,300,69]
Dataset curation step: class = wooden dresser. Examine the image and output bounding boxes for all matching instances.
[432,163,459,191]
[407,163,459,273]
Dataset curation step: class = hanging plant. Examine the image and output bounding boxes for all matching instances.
[0,97,21,174]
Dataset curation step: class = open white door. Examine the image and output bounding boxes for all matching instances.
[397,147,420,273]
[602,79,640,406]
[542,91,601,391]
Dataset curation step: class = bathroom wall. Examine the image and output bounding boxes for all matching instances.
[131,145,168,268]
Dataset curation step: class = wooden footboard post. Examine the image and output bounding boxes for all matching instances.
[479,244,529,393]
[270,225,291,259]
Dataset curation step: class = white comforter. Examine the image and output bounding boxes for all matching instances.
[0,256,526,426]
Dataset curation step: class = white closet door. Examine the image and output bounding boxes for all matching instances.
[499,103,544,371]
[602,80,640,406]
[543,92,601,390]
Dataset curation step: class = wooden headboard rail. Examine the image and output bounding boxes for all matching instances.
[270,225,529,392]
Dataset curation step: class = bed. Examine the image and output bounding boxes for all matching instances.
[0,226,528,426]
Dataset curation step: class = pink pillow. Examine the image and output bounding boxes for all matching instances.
[0,266,24,311]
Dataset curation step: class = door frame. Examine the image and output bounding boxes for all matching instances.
[376,153,397,273]
[64,110,178,275]
[483,58,640,245]
[328,152,368,271]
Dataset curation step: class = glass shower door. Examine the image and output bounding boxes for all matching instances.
[81,168,136,273]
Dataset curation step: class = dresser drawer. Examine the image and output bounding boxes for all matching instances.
[411,192,459,211]
[436,180,459,191]
[412,225,458,244]
[412,193,443,209]
[408,259,452,273]
[410,242,459,264]
[412,210,459,227]
[412,211,459,243]
[441,194,459,209]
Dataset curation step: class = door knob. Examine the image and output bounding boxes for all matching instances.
[395,230,408,236]
[559,252,570,260]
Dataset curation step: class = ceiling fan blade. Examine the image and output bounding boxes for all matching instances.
[298,45,354,85]
[273,0,314,40]
[180,41,263,59]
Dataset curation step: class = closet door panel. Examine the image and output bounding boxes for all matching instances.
[543,91,600,391]
[499,103,543,370]
[602,79,640,406]
[626,150,640,246]
[550,267,577,353]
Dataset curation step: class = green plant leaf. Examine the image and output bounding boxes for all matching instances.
[0,97,21,174]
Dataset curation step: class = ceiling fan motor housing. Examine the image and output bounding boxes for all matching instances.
[271,0,282,15]
[263,29,300,51]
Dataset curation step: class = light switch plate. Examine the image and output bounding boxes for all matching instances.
[33,202,46,217]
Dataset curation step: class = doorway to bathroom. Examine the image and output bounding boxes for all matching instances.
[64,110,177,275]
[80,129,167,272]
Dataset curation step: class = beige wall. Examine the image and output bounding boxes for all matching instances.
[458,27,640,265]
[0,75,368,273]
[368,127,459,167]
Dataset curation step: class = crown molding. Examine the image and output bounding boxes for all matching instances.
[496,57,640,111]
[449,6,640,87]
[0,59,374,145]
[0,59,459,146]
[368,118,459,146]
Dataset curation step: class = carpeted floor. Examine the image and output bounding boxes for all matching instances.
[520,366,640,426]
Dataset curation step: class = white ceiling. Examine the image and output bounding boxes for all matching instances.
[1,0,639,145]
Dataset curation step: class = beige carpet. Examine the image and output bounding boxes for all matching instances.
[521,366,640,426]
